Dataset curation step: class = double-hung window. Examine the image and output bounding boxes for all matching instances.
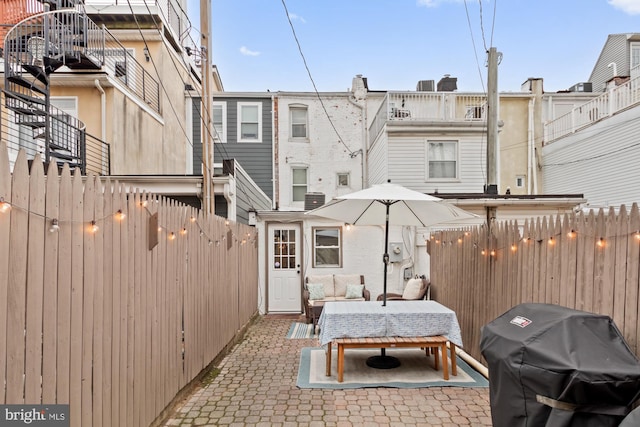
[313,227,341,267]
[292,167,308,202]
[426,141,458,179]
[212,101,226,143]
[290,104,308,140]
[237,102,262,142]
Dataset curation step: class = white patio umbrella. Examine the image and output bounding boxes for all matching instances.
[305,181,478,368]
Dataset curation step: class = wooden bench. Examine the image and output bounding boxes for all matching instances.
[325,336,457,383]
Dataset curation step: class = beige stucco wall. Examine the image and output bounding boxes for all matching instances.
[499,96,531,195]
[50,35,197,175]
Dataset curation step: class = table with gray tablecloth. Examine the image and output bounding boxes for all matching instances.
[317,300,463,347]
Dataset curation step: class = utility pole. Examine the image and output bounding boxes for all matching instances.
[486,47,499,196]
[200,0,214,216]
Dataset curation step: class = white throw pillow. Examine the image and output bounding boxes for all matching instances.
[402,278,423,300]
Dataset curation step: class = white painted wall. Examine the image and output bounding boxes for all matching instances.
[277,92,366,209]
[542,104,640,209]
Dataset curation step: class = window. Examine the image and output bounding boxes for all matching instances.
[290,105,308,139]
[237,102,262,142]
[313,227,341,267]
[337,173,350,187]
[212,101,226,142]
[427,141,457,179]
[632,42,640,69]
[516,175,525,188]
[292,168,308,202]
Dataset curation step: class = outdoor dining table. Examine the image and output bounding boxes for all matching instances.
[317,300,464,348]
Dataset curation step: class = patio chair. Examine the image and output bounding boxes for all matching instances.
[376,275,430,301]
[27,36,47,67]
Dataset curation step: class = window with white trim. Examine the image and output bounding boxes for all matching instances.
[426,141,457,179]
[516,175,526,188]
[237,102,262,142]
[292,167,308,202]
[212,101,226,143]
[290,104,308,140]
[313,227,342,267]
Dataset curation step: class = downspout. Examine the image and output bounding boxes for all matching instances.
[273,94,279,209]
[94,79,106,141]
[527,97,534,194]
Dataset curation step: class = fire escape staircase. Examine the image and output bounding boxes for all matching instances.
[3,0,102,171]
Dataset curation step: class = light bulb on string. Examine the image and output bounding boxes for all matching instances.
[116,209,126,221]
[89,220,99,234]
[49,218,59,233]
[0,197,11,213]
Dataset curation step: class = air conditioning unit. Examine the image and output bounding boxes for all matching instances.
[416,80,435,91]
[437,75,457,92]
[304,192,325,211]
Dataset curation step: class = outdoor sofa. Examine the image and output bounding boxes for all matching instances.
[303,274,370,324]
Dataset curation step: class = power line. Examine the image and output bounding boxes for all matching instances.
[280,0,357,157]
[124,0,258,208]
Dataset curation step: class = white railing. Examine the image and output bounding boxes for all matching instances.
[545,75,640,143]
[369,92,487,144]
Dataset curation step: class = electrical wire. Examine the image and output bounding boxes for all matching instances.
[124,0,259,209]
[280,0,357,157]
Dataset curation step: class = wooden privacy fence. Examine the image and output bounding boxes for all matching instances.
[430,204,640,365]
[0,145,259,427]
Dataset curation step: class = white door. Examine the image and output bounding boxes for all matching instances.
[268,224,302,312]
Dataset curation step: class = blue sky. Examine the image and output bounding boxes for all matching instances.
[187,0,640,93]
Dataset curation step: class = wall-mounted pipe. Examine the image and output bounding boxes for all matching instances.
[94,79,106,142]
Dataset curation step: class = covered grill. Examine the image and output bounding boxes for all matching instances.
[480,303,640,427]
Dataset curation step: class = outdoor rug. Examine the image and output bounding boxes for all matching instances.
[286,322,316,339]
[297,347,489,389]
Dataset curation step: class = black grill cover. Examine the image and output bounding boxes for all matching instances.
[480,303,640,427]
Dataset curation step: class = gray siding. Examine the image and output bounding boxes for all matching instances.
[589,34,630,92]
[192,98,203,174]
[213,97,274,198]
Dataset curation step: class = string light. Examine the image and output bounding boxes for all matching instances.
[140,201,148,208]
[567,229,576,238]
[0,197,11,213]
[597,237,605,248]
[635,231,640,241]
[168,232,176,241]
[180,227,187,236]
[548,236,555,246]
[190,216,196,223]
[49,218,59,233]
[116,209,126,221]
[457,237,463,244]
[89,220,99,233]
[345,224,351,231]
[511,244,517,252]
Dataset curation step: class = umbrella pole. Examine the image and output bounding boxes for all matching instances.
[366,202,401,370]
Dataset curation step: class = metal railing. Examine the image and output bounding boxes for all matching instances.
[369,92,488,144]
[1,89,111,174]
[102,27,161,112]
[544,75,640,143]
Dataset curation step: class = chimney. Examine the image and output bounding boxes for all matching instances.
[437,74,457,92]
[351,74,368,100]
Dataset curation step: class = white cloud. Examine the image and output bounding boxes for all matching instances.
[608,0,640,14]
[240,46,260,56]
[288,12,307,23]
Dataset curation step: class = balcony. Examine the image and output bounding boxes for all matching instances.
[545,74,640,143]
[369,92,487,144]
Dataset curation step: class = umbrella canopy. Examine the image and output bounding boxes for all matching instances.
[308,182,476,227]
[305,181,478,304]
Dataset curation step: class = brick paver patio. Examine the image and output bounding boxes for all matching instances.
[162,314,493,426]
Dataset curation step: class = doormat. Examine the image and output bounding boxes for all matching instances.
[297,347,489,389]
[286,322,316,339]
